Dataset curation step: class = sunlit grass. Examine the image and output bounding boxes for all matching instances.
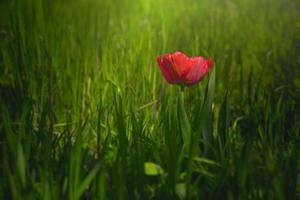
[0,0,299,199]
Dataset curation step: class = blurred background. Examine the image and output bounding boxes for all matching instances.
[0,0,300,199]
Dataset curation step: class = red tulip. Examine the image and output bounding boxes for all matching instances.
[157,51,214,85]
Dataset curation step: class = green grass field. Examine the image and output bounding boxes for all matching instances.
[0,0,300,199]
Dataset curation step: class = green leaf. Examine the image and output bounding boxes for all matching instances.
[194,156,220,166]
[202,67,215,154]
[178,89,191,153]
[176,183,186,199]
[144,162,164,176]
[186,68,216,200]
[218,93,230,146]
[75,163,101,199]
[17,142,26,187]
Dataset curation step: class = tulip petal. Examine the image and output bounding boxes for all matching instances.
[157,54,180,84]
[156,51,214,86]
[184,57,214,85]
[206,58,214,69]
[171,51,193,77]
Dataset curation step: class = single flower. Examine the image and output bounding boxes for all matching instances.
[157,51,214,85]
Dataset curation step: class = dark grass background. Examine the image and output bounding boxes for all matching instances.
[0,0,300,199]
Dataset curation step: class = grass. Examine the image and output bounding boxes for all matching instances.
[0,0,300,199]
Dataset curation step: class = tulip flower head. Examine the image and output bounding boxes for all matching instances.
[157,51,214,85]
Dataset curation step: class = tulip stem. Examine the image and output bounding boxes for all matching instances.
[178,86,193,200]
[178,85,191,153]
[180,85,185,92]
